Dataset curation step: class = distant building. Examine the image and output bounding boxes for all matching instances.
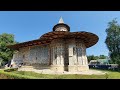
[89,59,110,65]
[8,17,99,72]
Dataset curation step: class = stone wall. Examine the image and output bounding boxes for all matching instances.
[50,39,65,65]
[76,39,88,65]
[50,39,65,71]
[67,38,77,66]
[12,47,29,65]
[29,45,49,65]
[12,45,49,66]
[12,38,89,72]
[49,38,89,72]
[68,39,89,72]
[12,51,23,65]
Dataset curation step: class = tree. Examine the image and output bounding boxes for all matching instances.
[87,55,98,63]
[87,55,107,63]
[0,33,17,64]
[105,19,120,65]
[99,55,107,59]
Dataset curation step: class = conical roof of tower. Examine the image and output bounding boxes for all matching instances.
[58,17,64,23]
[53,17,70,31]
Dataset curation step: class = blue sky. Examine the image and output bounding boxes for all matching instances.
[0,11,120,56]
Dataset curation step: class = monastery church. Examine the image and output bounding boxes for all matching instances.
[8,17,99,72]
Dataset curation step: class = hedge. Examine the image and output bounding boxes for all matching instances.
[4,68,18,72]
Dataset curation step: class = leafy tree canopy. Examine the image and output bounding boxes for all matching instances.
[87,55,107,63]
[0,33,17,63]
[105,19,120,65]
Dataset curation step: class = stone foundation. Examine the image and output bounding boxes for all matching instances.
[50,65,65,72]
[68,65,89,72]
[77,65,89,71]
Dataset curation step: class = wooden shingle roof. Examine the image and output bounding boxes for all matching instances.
[7,31,99,50]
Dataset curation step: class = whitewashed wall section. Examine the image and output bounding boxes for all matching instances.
[12,51,23,65]
[67,39,77,65]
[12,47,29,65]
[50,39,65,65]
[76,40,88,65]
[29,46,49,65]
[12,45,49,65]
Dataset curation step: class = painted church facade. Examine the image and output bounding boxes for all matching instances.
[8,17,99,72]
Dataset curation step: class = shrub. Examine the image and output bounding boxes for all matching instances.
[4,68,18,72]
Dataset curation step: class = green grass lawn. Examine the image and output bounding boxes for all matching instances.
[93,69,120,79]
[0,69,120,79]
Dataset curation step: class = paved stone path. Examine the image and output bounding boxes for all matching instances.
[18,68,106,75]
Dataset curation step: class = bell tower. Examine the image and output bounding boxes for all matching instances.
[53,17,70,32]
